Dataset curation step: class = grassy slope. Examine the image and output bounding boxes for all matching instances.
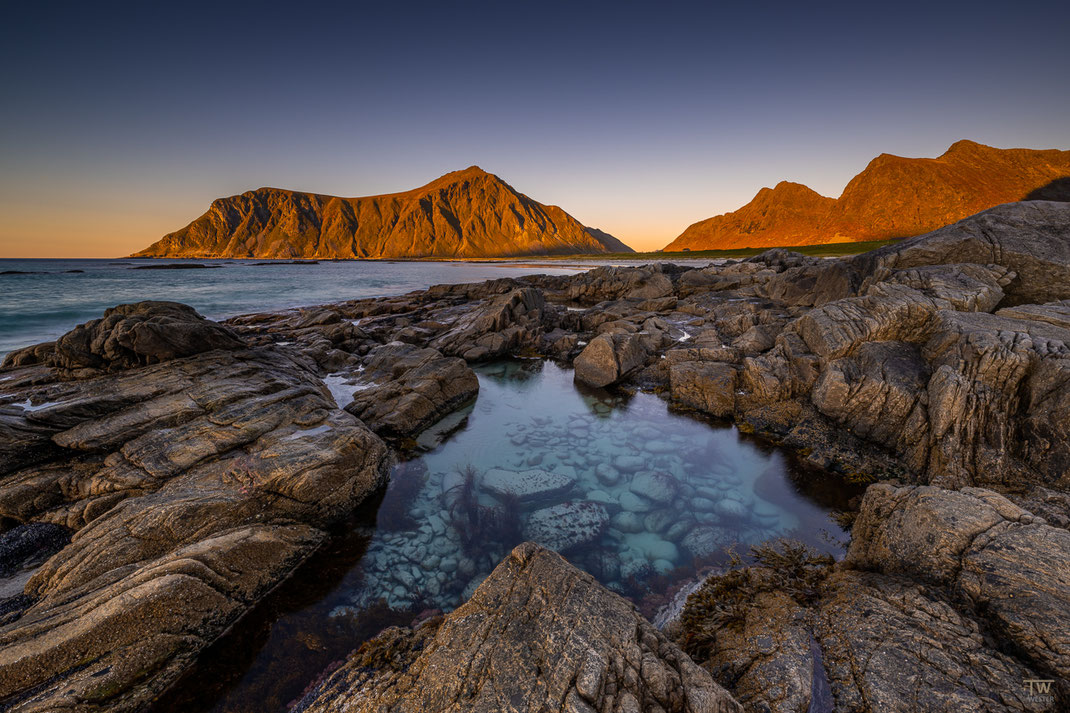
[516,238,901,262]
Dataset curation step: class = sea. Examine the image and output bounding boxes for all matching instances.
[0,257,590,358]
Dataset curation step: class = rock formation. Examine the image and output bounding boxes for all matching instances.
[133,167,632,259]
[674,484,1069,711]
[666,140,1070,250]
[0,303,391,712]
[293,542,743,713]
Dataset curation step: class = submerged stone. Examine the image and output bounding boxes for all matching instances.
[522,501,609,552]
[481,467,577,504]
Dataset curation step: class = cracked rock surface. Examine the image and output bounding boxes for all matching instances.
[0,303,391,712]
[294,542,743,713]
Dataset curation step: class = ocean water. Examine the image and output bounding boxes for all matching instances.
[154,359,856,713]
[0,258,585,358]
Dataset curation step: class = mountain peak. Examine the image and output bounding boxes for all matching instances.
[134,170,632,259]
[665,142,1070,251]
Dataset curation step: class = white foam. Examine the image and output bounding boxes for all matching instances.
[323,373,375,407]
[16,399,60,413]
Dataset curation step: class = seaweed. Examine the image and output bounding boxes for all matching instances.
[676,538,834,662]
[377,461,428,532]
[445,464,523,558]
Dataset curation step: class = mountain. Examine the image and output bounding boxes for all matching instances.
[134,167,632,259]
[665,140,1070,251]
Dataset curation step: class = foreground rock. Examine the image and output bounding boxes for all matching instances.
[0,304,391,712]
[295,542,742,713]
[675,484,1069,712]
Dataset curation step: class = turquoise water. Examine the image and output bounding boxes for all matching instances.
[153,359,853,712]
[347,360,846,612]
[0,258,583,357]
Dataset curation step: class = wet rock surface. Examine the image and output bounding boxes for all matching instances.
[294,542,743,713]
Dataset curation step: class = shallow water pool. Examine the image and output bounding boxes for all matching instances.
[153,359,855,713]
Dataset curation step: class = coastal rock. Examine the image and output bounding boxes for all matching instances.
[429,287,549,361]
[670,361,738,418]
[677,513,1062,712]
[856,199,1070,304]
[1,301,243,372]
[521,501,609,552]
[345,342,479,439]
[0,308,390,712]
[294,542,742,713]
[565,264,677,305]
[574,333,650,388]
[846,483,1070,682]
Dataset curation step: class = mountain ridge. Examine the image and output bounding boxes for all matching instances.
[134,167,632,259]
[665,140,1070,251]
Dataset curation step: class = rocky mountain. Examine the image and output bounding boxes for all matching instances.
[134,167,632,259]
[666,140,1070,250]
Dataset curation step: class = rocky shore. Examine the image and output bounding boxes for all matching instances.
[1,200,1068,711]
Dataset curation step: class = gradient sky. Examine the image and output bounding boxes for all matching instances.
[2,0,1068,256]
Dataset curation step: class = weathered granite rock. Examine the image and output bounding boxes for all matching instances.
[566,264,677,304]
[345,342,479,440]
[846,484,1070,684]
[0,310,391,712]
[429,287,549,361]
[574,333,651,388]
[855,200,1070,305]
[670,362,738,418]
[1,301,243,372]
[294,542,742,713]
[816,570,1048,713]
[676,487,1066,712]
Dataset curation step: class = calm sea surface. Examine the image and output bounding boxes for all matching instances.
[0,258,586,358]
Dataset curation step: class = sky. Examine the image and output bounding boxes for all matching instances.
[1,1,1068,256]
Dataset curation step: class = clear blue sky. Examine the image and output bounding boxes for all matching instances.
[2,0,1068,255]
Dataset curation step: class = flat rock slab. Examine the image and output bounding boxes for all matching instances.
[481,467,576,504]
[294,542,742,713]
[522,501,609,552]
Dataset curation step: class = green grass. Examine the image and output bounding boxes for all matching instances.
[530,238,902,262]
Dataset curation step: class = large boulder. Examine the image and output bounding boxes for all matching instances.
[853,200,1070,305]
[2,301,243,371]
[574,333,650,388]
[670,361,739,418]
[429,287,549,361]
[676,486,1068,712]
[294,542,742,713]
[846,484,1070,683]
[345,342,479,439]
